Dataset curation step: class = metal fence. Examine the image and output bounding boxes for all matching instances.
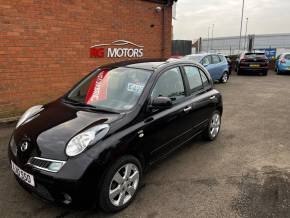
[201,33,290,56]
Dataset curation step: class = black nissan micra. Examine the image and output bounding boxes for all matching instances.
[8,59,223,212]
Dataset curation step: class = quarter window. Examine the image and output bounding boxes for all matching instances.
[152,67,185,103]
[184,66,203,92]
[212,55,221,64]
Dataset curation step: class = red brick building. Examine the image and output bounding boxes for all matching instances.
[0,0,175,120]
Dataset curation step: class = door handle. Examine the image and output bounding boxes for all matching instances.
[183,106,192,113]
[209,96,216,100]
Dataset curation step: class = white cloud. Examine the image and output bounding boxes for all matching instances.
[173,0,290,41]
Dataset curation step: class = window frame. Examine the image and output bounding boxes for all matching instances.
[198,68,212,91]
[201,55,212,65]
[211,55,221,64]
[181,64,212,96]
[149,66,188,105]
[182,65,204,94]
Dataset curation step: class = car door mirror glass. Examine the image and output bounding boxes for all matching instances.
[151,97,172,109]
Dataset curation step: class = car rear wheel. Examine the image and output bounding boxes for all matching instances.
[261,70,268,76]
[237,68,242,75]
[220,72,229,83]
[202,110,221,141]
[98,155,142,213]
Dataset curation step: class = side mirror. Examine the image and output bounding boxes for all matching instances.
[151,96,172,109]
[202,62,209,67]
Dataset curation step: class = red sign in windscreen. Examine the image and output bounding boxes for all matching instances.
[86,70,109,104]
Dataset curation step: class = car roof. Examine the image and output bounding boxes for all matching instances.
[127,62,167,70]
[186,53,224,57]
[99,59,199,71]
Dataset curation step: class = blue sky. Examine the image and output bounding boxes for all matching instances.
[173,0,290,40]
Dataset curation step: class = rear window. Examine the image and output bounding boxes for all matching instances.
[218,55,225,62]
[184,55,203,62]
[284,54,290,60]
[212,55,221,64]
[244,53,266,58]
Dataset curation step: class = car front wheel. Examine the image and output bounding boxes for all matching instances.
[98,155,142,213]
[202,110,221,141]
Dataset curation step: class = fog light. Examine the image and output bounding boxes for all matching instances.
[48,162,65,172]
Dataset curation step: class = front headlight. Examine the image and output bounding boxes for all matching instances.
[16,105,43,128]
[65,124,110,157]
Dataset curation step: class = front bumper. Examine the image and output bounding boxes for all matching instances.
[8,148,98,207]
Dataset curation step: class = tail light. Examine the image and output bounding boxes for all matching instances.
[280,58,286,64]
[240,59,246,62]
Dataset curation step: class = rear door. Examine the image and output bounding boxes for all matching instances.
[182,65,216,133]
[202,55,215,78]
[210,55,224,80]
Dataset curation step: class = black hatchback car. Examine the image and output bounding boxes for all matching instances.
[236,51,269,75]
[8,59,223,212]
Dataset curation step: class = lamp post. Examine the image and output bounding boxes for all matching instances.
[207,25,210,52]
[238,0,245,51]
[211,24,215,51]
[244,17,248,51]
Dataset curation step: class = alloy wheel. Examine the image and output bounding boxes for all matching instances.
[109,163,139,207]
[222,73,228,83]
[209,113,221,138]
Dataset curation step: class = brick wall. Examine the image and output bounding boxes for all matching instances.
[0,0,172,119]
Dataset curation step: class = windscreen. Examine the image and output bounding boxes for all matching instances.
[67,67,152,111]
[284,54,290,60]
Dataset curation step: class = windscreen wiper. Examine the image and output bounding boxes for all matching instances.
[62,98,119,114]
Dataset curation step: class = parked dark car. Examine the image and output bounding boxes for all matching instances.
[224,56,232,74]
[236,51,269,75]
[8,60,223,212]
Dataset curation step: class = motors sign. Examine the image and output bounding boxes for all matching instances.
[90,40,144,58]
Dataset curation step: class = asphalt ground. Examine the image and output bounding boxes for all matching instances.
[0,70,290,218]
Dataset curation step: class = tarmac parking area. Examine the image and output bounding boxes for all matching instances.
[1,70,290,218]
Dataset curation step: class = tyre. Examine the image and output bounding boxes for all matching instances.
[98,155,142,213]
[237,68,242,75]
[261,70,268,76]
[219,72,229,83]
[202,110,221,141]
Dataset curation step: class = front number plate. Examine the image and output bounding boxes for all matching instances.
[11,161,35,187]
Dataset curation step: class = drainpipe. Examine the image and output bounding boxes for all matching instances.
[161,1,172,58]
[161,5,166,58]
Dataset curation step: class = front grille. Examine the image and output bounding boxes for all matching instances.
[28,157,66,173]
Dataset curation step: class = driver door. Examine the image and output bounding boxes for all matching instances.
[139,67,192,163]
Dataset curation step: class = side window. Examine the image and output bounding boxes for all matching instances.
[184,66,203,92]
[218,55,225,62]
[202,56,211,65]
[152,67,185,103]
[212,55,221,64]
[199,69,210,87]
